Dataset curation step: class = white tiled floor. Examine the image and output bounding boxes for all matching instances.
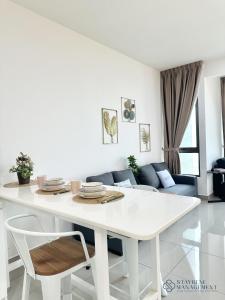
[8,200,225,299]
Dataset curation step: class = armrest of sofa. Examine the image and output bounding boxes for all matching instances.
[172,174,197,186]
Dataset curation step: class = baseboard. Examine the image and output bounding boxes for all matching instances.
[198,194,208,200]
[197,194,213,200]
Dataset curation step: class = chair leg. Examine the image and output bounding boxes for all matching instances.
[22,272,31,300]
[62,275,72,300]
[41,277,61,300]
[90,258,97,289]
[160,273,168,297]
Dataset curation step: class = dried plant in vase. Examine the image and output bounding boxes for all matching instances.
[9,152,34,185]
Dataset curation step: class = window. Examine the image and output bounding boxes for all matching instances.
[179,101,200,176]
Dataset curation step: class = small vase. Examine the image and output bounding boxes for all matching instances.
[17,173,30,185]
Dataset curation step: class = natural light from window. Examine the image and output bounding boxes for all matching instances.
[180,104,199,175]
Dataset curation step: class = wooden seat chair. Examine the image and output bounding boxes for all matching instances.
[5,214,96,300]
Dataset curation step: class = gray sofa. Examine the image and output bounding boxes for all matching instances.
[74,162,197,255]
[86,162,197,197]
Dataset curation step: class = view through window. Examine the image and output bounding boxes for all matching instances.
[179,101,200,175]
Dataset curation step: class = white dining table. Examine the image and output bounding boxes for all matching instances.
[0,184,200,300]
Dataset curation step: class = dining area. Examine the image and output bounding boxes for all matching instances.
[0,176,200,300]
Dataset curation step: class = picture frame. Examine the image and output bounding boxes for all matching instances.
[102,108,118,144]
[121,97,136,123]
[139,123,151,152]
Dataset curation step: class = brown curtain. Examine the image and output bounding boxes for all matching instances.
[161,61,203,174]
[221,77,225,154]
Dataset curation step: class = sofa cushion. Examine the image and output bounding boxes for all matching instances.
[112,169,137,185]
[159,184,197,196]
[114,179,132,188]
[157,170,176,188]
[138,164,160,188]
[86,172,114,186]
[152,162,169,172]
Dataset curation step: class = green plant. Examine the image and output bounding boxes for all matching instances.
[127,155,140,176]
[9,152,33,179]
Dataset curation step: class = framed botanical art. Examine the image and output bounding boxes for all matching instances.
[139,123,151,152]
[121,97,136,123]
[102,108,118,144]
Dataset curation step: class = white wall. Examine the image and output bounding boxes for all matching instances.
[205,77,222,170]
[0,0,162,258]
[205,77,223,195]
[204,57,225,78]
[198,59,225,196]
[0,0,162,185]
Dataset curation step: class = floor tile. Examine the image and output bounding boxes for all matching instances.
[160,223,202,247]
[160,202,225,248]
[110,262,151,298]
[139,240,191,277]
[163,275,225,300]
[169,248,225,295]
[8,278,23,300]
[27,291,42,300]
[197,231,225,258]
[76,259,152,299]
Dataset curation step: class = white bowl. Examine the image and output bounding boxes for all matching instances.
[44,178,64,186]
[80,186,106,193]
[82,182,103,188]
[41,184,65,192]
[79,190,106,199]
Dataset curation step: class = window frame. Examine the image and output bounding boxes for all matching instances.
[179,100,200,176]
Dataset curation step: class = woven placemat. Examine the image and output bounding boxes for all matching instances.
[36,186,71,196]
[3,180,37,188]
[73,190,124,204]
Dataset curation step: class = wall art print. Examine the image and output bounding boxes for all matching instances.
[121,97,136,123]
[139,123,151,152]
[102,108,118,144]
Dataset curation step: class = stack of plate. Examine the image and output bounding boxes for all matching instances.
[79,182,106,198]
[41,178,65,192]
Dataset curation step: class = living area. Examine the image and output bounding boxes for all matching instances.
[1,0,225,300]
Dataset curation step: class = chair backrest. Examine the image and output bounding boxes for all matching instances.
[5,214,90,279]
[5,215,38,278]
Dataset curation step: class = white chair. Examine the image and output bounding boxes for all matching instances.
[5,214,96,300]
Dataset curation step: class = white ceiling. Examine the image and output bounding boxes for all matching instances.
[12,0,225,70]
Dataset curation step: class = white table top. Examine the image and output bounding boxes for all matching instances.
[0,185,200,240]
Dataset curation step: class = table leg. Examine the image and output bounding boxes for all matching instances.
[94,228,111,300]
[126,238,139,300]
[149,235,161,300]
[121,239,128,277]
[0,201,8,300]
